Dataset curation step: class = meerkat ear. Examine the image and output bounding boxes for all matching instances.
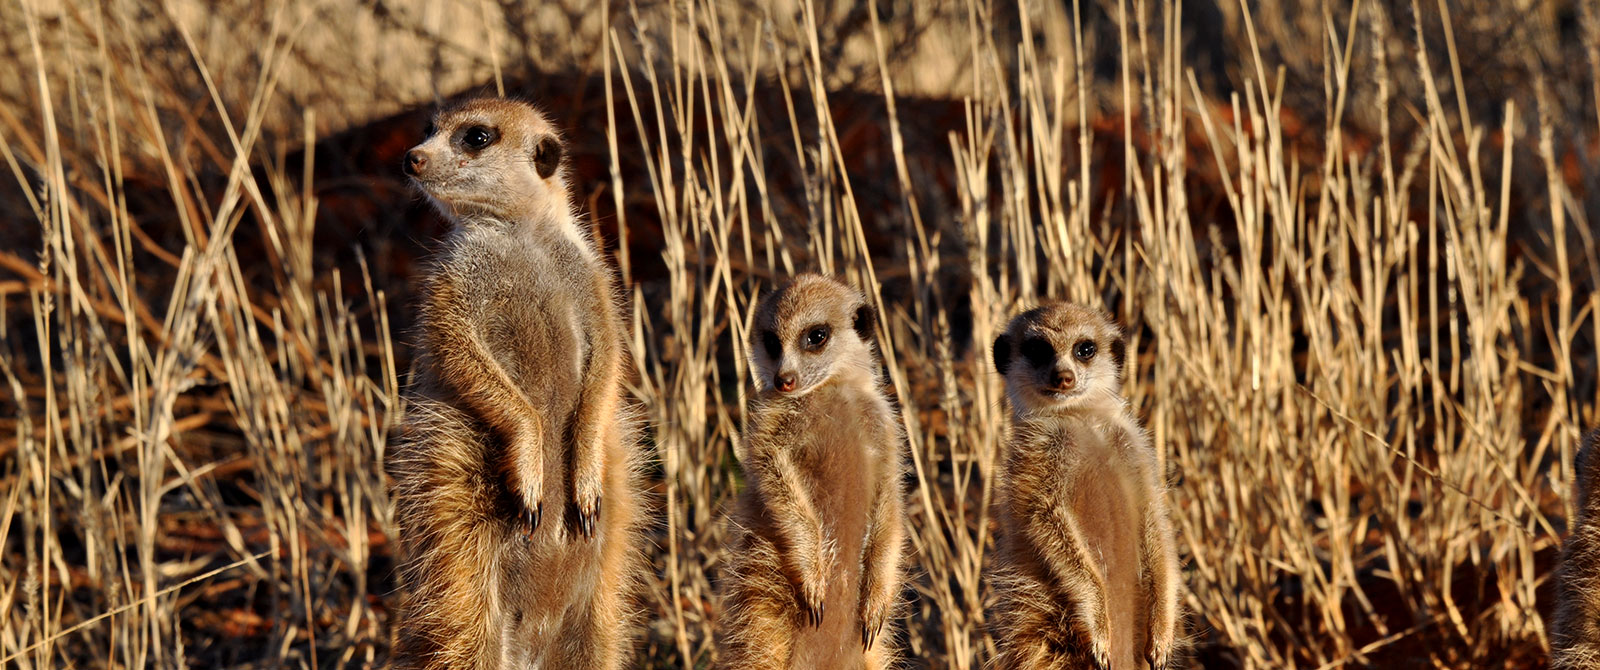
[992,334,1011,374]
[533,135,562,179]
[1110,338,1127,378]
[853,302,878,343]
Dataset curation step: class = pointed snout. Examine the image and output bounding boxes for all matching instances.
[774,372,797,393]
[403,148,429,177]
[1050,368,1076,392]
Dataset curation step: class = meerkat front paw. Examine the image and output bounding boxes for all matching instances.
[1146,645,1171,670]
[574,495,602,540]
[520,504,542,539]
[859,584,892,649]
[859,606,887,650]
[509,425,545,535]
[796,577,827,628]
[1080,609,1112,670]
[573,447,604,541]
[1146,602,1177,668]
[1091,646,1110,670]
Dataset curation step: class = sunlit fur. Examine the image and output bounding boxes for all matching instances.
[405,97,590,257]
[987,303,1183,670]
[717,274,908,670]
[747,275,881,398]
[1552,430,1600,669]
[389,98,644,670]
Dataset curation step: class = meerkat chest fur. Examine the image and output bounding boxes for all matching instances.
[751,379,894,524]
[1006,409,1157,535]
[429,221,605,390]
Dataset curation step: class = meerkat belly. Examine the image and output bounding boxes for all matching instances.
[468,253,587,406]
[791,408,877,670]
[1068,445,1147,670]
[498,528,606,643]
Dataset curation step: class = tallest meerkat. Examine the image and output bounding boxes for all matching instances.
[388,98,642,670]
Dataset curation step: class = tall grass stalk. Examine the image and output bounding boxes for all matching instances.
[2,0,1595,668]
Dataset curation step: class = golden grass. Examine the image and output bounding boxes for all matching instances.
[2,0,1598,667]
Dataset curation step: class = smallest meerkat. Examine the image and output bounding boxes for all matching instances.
[716,274,908,670]
[1552,430,1600,669]
[987,303,1180,670]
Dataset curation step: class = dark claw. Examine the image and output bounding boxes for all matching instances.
[577,498,602,541]
[861,621,882,650]
[523,503,542,537]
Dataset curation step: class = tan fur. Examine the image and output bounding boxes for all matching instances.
[387,98,644,670]
[1552,430,1600,669]
[716,274,908,670]
[986,303,1181,670]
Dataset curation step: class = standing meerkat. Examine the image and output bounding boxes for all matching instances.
[717,274,908,670]
[1552,430,1600,668]
[387,98,643,670]
[986,303,1180,670]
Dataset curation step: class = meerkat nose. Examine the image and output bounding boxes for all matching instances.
[1051,369,1076,391]
[404,149,429,176]
[775,372,797,393]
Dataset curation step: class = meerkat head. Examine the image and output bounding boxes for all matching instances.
[403,98,568,224]
[749,274,880,397]
[992,302,1127,417]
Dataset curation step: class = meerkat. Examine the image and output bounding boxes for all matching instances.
[386,98,643,670]
[716,274,908,670]
[986,303,1180,670]
[1552,430,1600,668]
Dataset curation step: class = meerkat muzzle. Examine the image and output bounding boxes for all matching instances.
[775,372,797,393]
[404,149,429,177]
[1051,369,1076,391]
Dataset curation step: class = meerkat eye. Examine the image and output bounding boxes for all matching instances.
[462,125,496,150]
[1020,337,1053,368]
[1073,339,1097,361]
[761,331,782,360]
[802,325,831,351]
[422,120,436,138]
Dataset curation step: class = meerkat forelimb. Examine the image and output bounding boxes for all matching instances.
[390,98,643,670]
[752,447,833,625]
[419,273,549,527]
[717,274,908,670]
[565,269,624,537]
[858,475,907,651]
[1552,430,1600,669]
[987,302,1181,670]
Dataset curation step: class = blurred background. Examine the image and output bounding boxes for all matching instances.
[1,0,1597,667]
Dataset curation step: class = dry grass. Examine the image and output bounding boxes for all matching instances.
[2,0,1599,668]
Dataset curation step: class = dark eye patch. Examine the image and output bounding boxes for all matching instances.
[802,324,831,351]
[422,119,437,138]
[1020,337,1053,369]
[1073,339,1097,361]
[761,331,782,360]
[461,125,498,150]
